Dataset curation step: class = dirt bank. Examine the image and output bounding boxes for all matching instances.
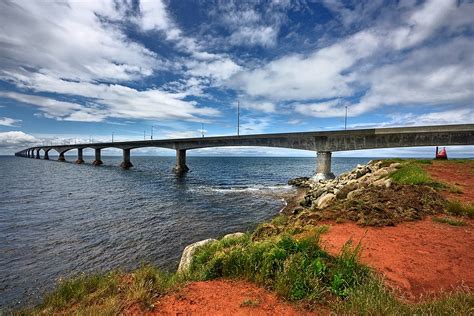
[321,217,474,300]
[150,280,318,315]
[424,160,474,203]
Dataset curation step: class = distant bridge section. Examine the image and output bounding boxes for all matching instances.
[15,124,474,180]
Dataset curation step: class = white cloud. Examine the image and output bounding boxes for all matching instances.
[0,1,159,82]
[0,117,21,127]
[0,131,39,148]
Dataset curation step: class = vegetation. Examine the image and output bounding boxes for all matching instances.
[188,230,368,302]
[446,200,474,218]
[389,161,440,186]
[432,216,466,226]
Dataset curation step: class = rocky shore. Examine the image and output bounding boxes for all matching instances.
[284,160,445,226]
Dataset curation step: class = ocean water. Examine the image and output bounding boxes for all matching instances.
[0,155,369,308]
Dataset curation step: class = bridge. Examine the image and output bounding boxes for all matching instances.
[15,124,474,180]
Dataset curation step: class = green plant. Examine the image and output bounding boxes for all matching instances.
[240,298,260,307]
[390,163,439,186]
[446,200,474,218]
[432,216,466,226]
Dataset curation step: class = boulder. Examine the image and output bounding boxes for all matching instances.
[177,238,216,273]
[288,177,310,187]
[316,193,336,209]
[223,232,245,240]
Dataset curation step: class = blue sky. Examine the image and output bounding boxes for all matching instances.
[0,0,472,157]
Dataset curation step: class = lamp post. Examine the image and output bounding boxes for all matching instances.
[237,100,240,136]
[151,126,154,140]
[112,132,114,143]
[344,105,348,131]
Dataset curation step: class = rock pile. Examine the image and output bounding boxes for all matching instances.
[287,160,445,226]
[292,160,400,210]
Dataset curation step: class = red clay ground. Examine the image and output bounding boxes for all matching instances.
[149,280,317,315]
[321,217,474,300]
[424,160,474,202]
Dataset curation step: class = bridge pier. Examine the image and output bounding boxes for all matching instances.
[120,149,133,169]
[27,150,30,158]
[92,148,103,165]
[173,149,189,173]
[44,150,49,160]
[58,152,66,162]
[75,148,84,164]
[311,151,335,182]
[30,150,34,158]
[35,149,40,159]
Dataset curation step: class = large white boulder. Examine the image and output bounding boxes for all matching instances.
[177,238,216,273]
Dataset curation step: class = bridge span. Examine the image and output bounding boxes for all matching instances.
[15,124,474,180]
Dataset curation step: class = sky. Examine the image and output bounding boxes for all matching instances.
[0,0,473,157]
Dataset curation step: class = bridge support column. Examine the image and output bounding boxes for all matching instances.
[30,150,34,158]
[35,149,40,159]
[311,151,335,182]
[58,152,66,162]
[75,148,84,164]
[120,149,133,169]
[27,150,30,158]
[92,148,103,165]
[44,150,49,160]
[173,149,189,173]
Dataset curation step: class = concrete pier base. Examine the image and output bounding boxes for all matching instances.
[172,149,189,173]
[120,149,133,169]
[92,148,103,165]
[75,148,84,164]
[58,153,66,162]
[35,150,40,159]
[311,151,335,181]
[44,151,49,160]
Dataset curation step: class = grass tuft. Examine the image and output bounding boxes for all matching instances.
[446,200,474,218]
[390,163,436,186]
[432,216,466,226]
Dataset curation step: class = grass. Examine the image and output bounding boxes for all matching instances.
[189,231,368,302]
[240,298,260,307]
[432,216,467,226]
[446,200,474,218]
[389,162,438,186]
[15,265,182,315]
[335,276,474,315]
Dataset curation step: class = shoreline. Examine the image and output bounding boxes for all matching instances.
[12,159,474,314]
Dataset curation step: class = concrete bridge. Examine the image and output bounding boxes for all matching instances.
[15,124,474,180]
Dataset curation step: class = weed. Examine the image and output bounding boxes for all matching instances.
[390,163,439,186]
[446,200,474,218]
[432,216,466,226]
[240,298,260,307]
[271,214,288,226]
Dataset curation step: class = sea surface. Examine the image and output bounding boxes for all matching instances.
[0,155,369,309]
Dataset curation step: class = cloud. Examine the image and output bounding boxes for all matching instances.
[230,0,473,120]
[0,1,159,82]
[0,131,39,148]
[0,117,21,127]
[229,30,380,101]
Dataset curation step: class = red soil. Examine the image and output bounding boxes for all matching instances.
[321,217,474,300]
[424,161,474,202]
[149,280,317,315]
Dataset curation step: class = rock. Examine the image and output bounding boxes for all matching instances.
[390,162,402,169]
[291,206,304,215]
[384,179,392,188]
[288,177,310,187]
[223,232,245,240]
[355,167,369,178]
[178,238,217,273]
[316,193,336,209]
[347,189,362,200]
[252,223,280,240]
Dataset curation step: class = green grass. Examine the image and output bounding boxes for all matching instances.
[387,160,448,190]
[240,298,260,307]
[15,265,182,315]
[432,216,467,226]
[189,232,368,302]
[335,276,474,315]
[446,200,474,218]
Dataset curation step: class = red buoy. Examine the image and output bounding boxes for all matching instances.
[435,146,448,160]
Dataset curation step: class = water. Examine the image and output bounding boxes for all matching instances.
[0,155,369,308]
